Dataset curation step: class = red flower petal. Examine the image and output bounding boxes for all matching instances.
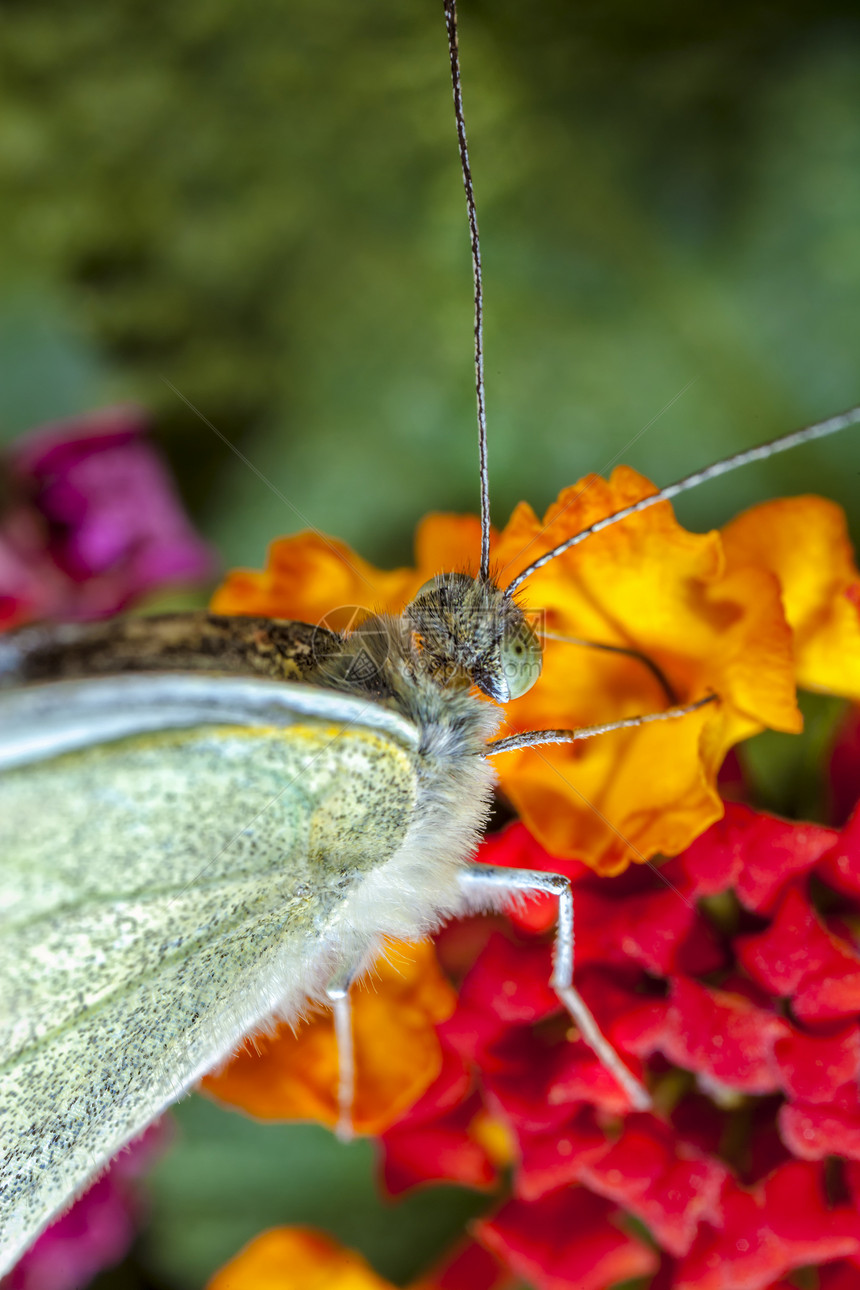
[381,1090,496,1194]
[543,1043,645,1117]
[679,803,837,913]
[478,823,698,975]
[774,1024,860,1103]
[678,1162,860,1290]
[779,1083,860,1162]
[438,928,560,1072]
[737,886,860,1021]
[393,1038,474,1124]
[567,886,696,976]
[817,803,860,899]
[679,1181,771,1290]
[621,978,787,1095]
[515,1106,608,1200]
[573,1116,729,1257]
[457,933,558,1027]
[482,1026,590,1135]
[478,1190,658,1290]
[759,1159,860,1257]
[546,968,651,1114]
[379,1045,495,1194]
[414,1238,514,1290]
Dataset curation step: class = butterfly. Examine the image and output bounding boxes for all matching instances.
[1,0,859,1274]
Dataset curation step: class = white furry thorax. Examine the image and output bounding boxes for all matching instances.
[303,606,503,980]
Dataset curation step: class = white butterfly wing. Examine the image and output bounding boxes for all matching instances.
[0,687,420,1272]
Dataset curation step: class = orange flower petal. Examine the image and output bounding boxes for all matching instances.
[721,496,860,701]
[211,532,416,626]
[212,514,489,624]
[206,1227,395,1290]
[202,941,456,1135]
[492,468,801,872]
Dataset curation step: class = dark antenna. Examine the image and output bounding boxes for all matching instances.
[505,403,860,596]
[443,0,491,582]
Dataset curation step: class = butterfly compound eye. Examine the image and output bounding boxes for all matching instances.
[499,616,542,700]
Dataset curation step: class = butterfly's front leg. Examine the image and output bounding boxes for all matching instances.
[458,865,651,1111]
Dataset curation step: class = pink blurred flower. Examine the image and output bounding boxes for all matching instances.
[0,404,214,625]
[0,406,202,1285]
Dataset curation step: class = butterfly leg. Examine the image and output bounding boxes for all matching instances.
[325,967,356,1142]
[458,865,651,1111]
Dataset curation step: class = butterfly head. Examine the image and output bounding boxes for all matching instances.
[405,573,542,704]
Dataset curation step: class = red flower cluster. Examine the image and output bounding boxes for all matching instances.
[380,805,860,1290]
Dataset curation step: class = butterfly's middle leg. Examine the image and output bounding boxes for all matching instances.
[458,865,651,1111]
[326,965,357,1141]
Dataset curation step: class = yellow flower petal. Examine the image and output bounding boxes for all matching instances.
[721,496,860,701]
[492,468,800,872]
[206,1227,395,1290]
[202,941,456,1135]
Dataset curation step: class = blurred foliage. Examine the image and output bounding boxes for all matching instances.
[1,0,860,574]
[85,1095,488,1289]
[138,1097,488,1288]
[4,1,860,1286]
[740,691,848,823]
[0,288,109,440]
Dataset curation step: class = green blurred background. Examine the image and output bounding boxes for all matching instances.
[2,0,859,1285]
[2,0,860,572]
